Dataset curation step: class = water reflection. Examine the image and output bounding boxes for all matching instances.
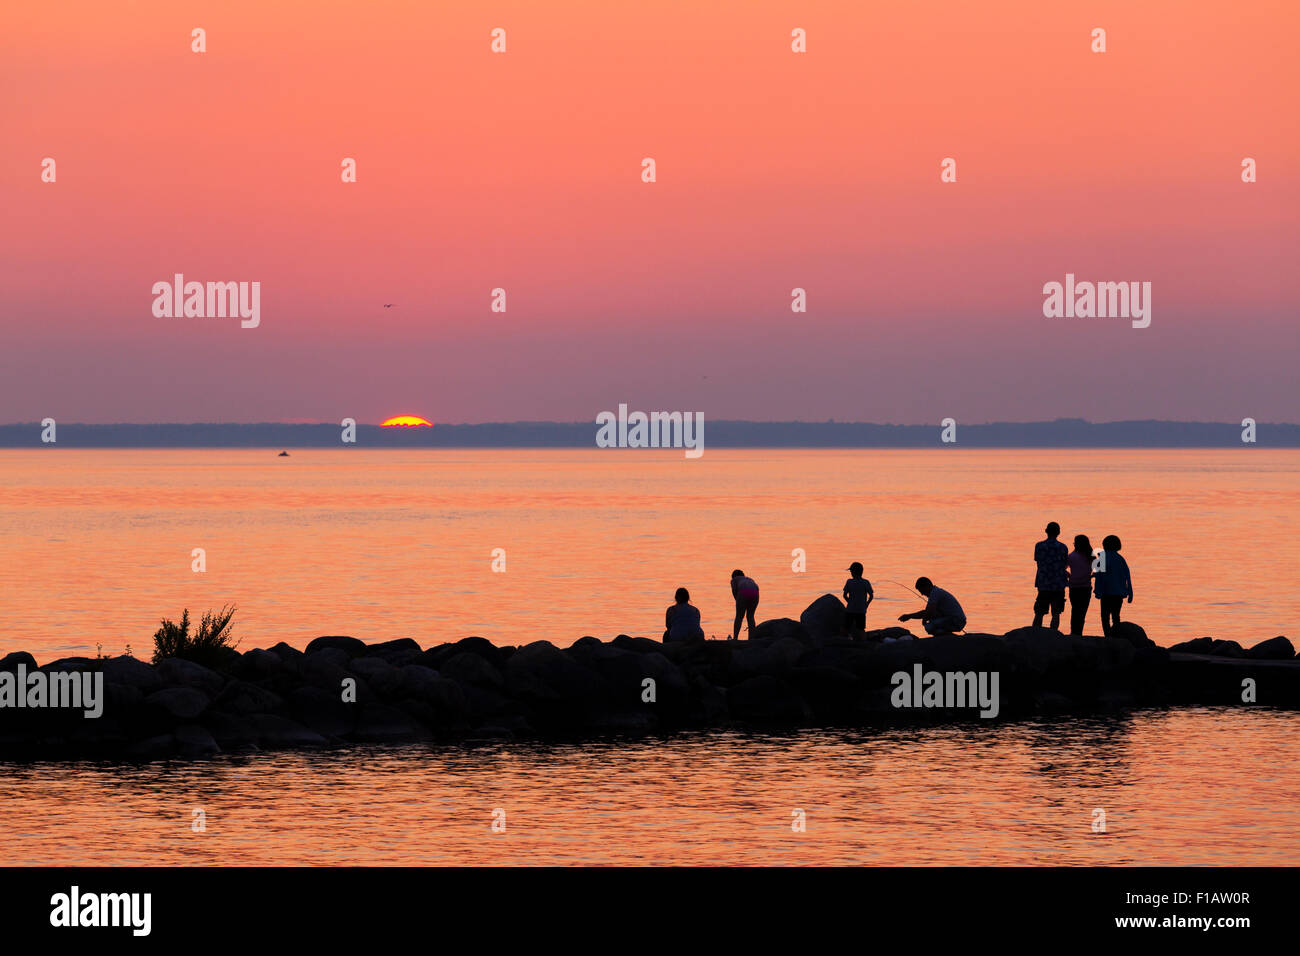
[0,708,1295,866]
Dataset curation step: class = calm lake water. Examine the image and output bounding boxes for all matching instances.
[1,448,1297,865]
[0,448,1296,657]
[1,710,1296,866]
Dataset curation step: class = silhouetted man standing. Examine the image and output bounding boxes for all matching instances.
[1033,521,1069,631]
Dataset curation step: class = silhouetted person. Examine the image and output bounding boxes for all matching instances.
[1066,533,1094,636]
[664,587,705,642]
[842,561,874,639]
[1033,521,1069,630]
[1094,535,1133,637]
[898,577,966,635]
[730,570,760,641]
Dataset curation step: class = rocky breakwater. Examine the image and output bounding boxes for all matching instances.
[1,595,1296,760]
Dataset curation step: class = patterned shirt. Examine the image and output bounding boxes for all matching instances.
[1034,538,1069,590]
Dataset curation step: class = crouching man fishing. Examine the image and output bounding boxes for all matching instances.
[897,577,967,636]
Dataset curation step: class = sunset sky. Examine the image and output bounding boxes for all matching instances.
[2,0,1296,424]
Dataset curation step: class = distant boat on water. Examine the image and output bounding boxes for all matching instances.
[278,451,290,456]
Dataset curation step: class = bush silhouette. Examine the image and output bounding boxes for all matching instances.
[152,605,239,668]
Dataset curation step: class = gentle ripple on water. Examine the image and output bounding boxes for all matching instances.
[1,707,1296,865]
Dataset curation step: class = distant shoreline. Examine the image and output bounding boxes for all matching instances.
[3,419,1297,448]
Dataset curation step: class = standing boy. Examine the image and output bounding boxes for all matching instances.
[843,561,874,639]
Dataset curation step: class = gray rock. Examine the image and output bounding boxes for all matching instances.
[304,635,367,658]
[731,636,808,679]
[352,703,430,741]
[236,648,283,678]
[440,652,504,689]
[751,618,810,642]
[0,651,38,672]
[301,654,364,697]
[269,641,304,662]
[156,657,226,696]
[1209,639,1246,658]
[309,646,353,669]
[397,664,443,699]
[863,627,915,643]
[1246,636,1295,660]
[173,723,220,756]
[364,638,424,666]
[426,636,504,669]
[126,734,176,761]
[287,685,356,737]
[251,713,328,748]
[1170,637,1215,654]
[800,594,846,642]
[726,676,809,721]
[100,655,162,691]
[145,687,210,720]
[611,635,666,654]
[39,657,95,672]
[213,679,284,715]
[349,656,403,698]
[201,711,259,749]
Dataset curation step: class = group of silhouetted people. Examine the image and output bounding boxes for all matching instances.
[1034,522,1134,637]
[664,570,762,642]
[664,523,1135,643]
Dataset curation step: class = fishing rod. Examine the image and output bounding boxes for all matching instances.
[879,579,923,599]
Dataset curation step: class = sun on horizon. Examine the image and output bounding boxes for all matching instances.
[379,415,433,427]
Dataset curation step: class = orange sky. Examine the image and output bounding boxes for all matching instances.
[2,0,1296,423]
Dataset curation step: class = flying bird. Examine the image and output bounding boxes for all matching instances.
[383,303,396,308]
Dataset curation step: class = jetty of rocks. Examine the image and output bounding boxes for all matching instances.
[1,595,1295,760]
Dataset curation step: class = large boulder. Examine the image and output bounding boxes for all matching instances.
[726,676,809,722]
[155,657,226,696]
[40,657,95,672]
[800,595,846,642]
[0,651,37,672]
[751,618,810,643]
[250,714,328,748]
[1246,636,1295,661]
[1170,637,1215,654]
[1208,639,1245,658]
[397,664,444,699]
[351,703,430,741]
[611,635,665,655]
[1110,621,1152,647]
[348,656,403,698]
[212,679,284,715]
[286,685,355,737]
[234,648,283,679]
[864,627,914,643]
[304,635,367,658]
[100,655,162,692]
[439,652,504,689]
[506,641,605,701]
[363,638,424,666]
[144,687,210,721]
[201,711,259,749]
[426,636,504,670]
[730,637,808,680]
[173,723,221,756]
[268,641,304,663]
[300,653,363,696]
[788,665,859,719]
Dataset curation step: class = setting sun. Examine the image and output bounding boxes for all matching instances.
[379,415,433,427]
